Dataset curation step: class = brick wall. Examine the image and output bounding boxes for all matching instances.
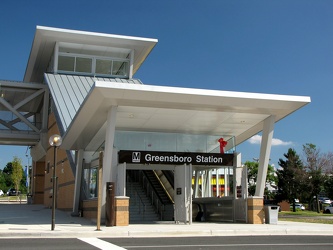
[82,199,98,220]
[43,113,75,211]
[247,197,264,224]
[32,161,45,204]
[115,197,129,226]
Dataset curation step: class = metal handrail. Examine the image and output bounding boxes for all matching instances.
[140,172,166,220]
[127,177,146,220]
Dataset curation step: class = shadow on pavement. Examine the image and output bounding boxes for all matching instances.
[0,203,94,226]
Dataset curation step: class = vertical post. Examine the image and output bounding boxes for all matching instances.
[72,149,84,215]
[106,182,116,226]
[96,151,103,231]
[51,146,56,231]
[188,164,192,225]
[49,134,62,231]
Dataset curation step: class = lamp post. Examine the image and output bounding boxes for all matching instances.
[49,134,62,231]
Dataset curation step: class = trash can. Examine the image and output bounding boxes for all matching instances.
[27,194,33,204]
[105,182,115,227]
[264,205,279,224]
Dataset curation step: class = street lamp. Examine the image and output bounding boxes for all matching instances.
[49,134,62,231]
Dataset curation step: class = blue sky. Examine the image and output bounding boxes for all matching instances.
[0,0,332,169]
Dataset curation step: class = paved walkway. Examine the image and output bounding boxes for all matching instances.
[1,203,333,238]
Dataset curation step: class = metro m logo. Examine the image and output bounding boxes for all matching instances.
[132,152,141,163]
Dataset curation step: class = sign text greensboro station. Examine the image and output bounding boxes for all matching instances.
[118,150,234,166]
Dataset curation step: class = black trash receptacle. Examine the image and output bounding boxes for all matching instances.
[105,182,115,227]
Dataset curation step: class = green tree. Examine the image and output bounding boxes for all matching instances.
[0,170,7,192]
[11,156,23,194]
[2,161,27,194]
[324,176,333,199]
[2,162,13,189]
[302,143,328,212]
[276,148,306,212]
[245,161,277,199]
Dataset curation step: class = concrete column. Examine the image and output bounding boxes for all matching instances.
[255,115,275,197]
[187,164,192,224]
[174,165,184,223]
[117,163,126,196]
[72,149,84,215]
[224,167,229,196]
[129,50,134,79]
[216,168,220,197]
[193,170,200,198]
[208,170,212,197]
[102,106,118,213]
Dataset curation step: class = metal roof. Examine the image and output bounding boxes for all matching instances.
[58,80,310,151]
[44,73,143,133]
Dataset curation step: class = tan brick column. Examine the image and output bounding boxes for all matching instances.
[115,196,129,226]
[247,197,264,224]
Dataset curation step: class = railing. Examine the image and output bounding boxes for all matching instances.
[132,189,146,220]
[127,175,146,220]
[139,171,165,220]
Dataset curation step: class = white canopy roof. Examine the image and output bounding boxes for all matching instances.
[61,81,310,150]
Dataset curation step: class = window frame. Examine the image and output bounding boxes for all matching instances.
[57,52,130,78]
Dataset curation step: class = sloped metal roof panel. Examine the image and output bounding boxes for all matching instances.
[44,73,142,134]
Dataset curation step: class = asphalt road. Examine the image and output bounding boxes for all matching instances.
[1,236,333,250]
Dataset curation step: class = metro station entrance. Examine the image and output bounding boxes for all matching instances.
[119,150,247,224]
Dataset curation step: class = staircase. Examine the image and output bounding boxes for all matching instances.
[142,170,174,221]
[127,182,159,222]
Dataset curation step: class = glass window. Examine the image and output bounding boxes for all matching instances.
[58,56,75,71]
[112,61,128,76]
[88,168,98,198]
[96,59,112,75]
[75,57,92,73]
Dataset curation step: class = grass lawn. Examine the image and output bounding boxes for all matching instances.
[0,195,27,201]
[279,210,333,224]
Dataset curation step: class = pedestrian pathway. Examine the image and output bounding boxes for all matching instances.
[1,203,333,238]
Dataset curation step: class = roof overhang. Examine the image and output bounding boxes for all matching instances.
[24,26,158,83]
[61,82,311,150]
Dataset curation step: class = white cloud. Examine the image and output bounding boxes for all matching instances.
[248,135,293,146]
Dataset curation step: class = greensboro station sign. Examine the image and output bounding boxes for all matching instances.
[118,150,234,166]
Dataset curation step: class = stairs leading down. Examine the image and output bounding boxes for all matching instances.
[127,182,159,222]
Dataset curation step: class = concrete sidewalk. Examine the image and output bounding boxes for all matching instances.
[1,203,333,238]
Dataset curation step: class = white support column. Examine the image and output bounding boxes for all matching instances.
[72,149,84,215]
[204,171,210,197]
[187,164,193,224]
[54,42,59,73]
[174,164,192,224]
[102,106,118,212]
[224,167,228,196]
[129,50,134,79]
[255,115,275,197]
[117,163,126,196]
[201,172,205,197]
[194,170,200,198]
[216,168,220,197]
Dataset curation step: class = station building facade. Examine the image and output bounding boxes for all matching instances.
[0,26,311,225]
